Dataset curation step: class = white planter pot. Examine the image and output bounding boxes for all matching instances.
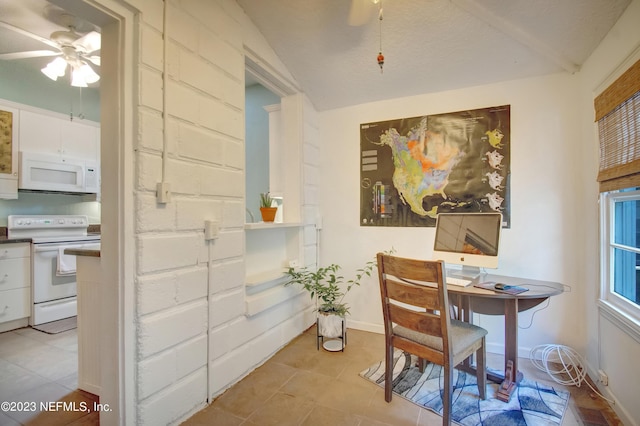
[318,313,344,339]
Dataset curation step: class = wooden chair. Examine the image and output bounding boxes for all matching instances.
[376,253,487,426]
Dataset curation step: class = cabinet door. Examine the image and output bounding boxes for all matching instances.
[60,120,99,161]
[0,104,19,199]
[19,110,62,156]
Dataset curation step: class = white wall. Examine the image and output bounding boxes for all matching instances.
[320,72,585,354]
[577,0,640,424]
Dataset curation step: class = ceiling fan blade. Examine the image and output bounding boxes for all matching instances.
[0,50,60,60]
[73,31,101,54]
[0,22,59,50]
[85,55,101,66]
[348,0,376,26]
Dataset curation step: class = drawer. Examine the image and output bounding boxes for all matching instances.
[0,257,31,291]
[0,287,30,324]
[0,243,30,260]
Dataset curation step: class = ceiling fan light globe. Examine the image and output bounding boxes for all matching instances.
[79,63,100,84]
[71,68,88,87]
[41,65,59,81]
[50,57,68,76]
[41,57,68,81]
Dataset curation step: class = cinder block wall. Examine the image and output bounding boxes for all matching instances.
[130,1,317,424]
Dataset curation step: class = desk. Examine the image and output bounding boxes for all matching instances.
[446,273,564,402]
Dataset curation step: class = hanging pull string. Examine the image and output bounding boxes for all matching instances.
[529,344,614,404]
[377,1,384,73]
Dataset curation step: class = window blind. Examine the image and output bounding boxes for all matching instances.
[594,59,640,193]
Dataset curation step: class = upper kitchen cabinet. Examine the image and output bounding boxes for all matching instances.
[19,109,99,163]
[0,103,19,199]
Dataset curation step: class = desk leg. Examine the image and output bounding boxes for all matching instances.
[457,295,473,371]
[497,298,522,402]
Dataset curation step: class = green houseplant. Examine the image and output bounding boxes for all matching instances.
[259,192,277,222]
[284,262,375,316]
[284,252,390,343]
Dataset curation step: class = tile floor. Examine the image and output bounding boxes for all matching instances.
[183,327,622,426]
[0,326,622,425]
[0,327,98,425]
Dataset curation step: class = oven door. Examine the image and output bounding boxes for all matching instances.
[31,240,98,325]
[32,241,83,303]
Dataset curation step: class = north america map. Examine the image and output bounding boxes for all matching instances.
[360,106,510,227]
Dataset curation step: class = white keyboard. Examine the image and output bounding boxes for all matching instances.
[446,277,472,287]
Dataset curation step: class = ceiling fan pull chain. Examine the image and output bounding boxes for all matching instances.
[377,1,384,73]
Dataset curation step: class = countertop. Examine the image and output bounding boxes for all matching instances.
[65,246,101,257]
[0,227,30,244]
[0,236,32,244]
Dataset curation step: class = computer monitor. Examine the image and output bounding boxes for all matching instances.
[433,212,503,278]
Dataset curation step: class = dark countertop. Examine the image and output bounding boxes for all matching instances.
[64,246,101,257]
[0,228,30,244]
[0,236,32,244]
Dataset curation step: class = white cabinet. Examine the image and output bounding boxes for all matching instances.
[0,243,31,332]
[19,109,99,162]
[0,103,20,199]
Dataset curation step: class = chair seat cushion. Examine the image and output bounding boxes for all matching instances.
[394,319,487,356]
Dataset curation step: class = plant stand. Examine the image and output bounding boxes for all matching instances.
[316,315,346,352]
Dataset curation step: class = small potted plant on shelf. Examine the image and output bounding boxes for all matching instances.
[259,192,277,222]
[284,253,387,347]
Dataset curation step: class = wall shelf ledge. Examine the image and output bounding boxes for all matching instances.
[244,222,301,230]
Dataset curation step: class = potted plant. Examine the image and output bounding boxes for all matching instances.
[284,256,380,344]
[259,192,277,222]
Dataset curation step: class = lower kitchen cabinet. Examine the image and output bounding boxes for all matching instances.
[0,243,31,332]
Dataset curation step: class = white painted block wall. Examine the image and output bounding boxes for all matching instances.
[129,0,316,424]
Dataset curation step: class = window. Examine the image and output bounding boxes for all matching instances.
[601,189,640,320]
[596,58,640,328]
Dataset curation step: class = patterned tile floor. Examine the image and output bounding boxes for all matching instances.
[0,326,622,425]
[183,327,622,426]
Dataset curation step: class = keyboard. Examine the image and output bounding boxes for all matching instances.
[446,277,472,287]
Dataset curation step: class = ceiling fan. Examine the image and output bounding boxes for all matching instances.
[0,19,101,87]
[348,0,382,26]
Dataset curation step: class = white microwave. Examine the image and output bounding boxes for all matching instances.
[19,151,99,194]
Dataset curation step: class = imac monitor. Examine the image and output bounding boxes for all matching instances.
[433,212,503,278]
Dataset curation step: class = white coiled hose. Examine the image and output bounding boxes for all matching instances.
[529,344,613,403]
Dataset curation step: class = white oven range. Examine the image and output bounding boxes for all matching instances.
[7,215,101,325]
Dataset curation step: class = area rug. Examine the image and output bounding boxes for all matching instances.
[360,350,569,426]
[31,316,77,334]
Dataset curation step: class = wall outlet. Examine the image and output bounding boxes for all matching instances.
[598,369,608,386]
[204,220,219,240]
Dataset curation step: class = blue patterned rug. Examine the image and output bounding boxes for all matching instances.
[360,350,569,426]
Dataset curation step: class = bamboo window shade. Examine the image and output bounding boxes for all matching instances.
[594,58,640,192]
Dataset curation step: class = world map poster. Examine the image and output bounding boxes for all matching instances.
[360,105,510,227]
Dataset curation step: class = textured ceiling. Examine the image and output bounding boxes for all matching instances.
[237,0,632,111]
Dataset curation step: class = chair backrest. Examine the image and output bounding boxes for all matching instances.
[376,253,452,365]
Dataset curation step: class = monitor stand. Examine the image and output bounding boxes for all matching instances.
[448,265,483,280]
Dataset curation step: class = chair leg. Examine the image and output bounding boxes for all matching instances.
[385,347,393,402]
[476,338,487,400]
[442,364,453,426]
[418,357,426,373]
